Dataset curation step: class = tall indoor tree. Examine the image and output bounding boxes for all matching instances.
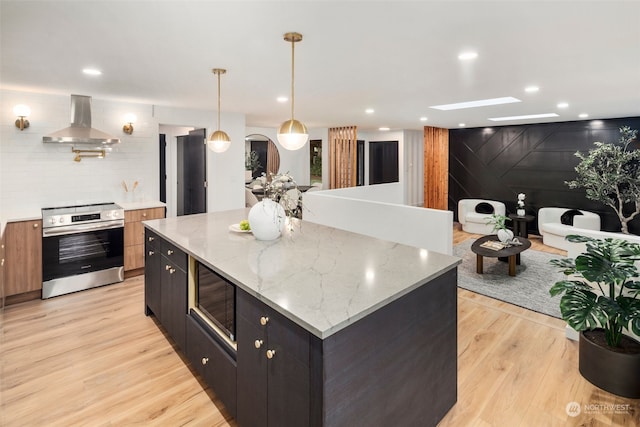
[566,126,640,234]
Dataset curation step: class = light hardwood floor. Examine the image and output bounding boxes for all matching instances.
[1,226,638,426]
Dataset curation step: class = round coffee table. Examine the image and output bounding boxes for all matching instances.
[470,235,531,277]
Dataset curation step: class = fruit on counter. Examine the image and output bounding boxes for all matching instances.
[239,219,250,231]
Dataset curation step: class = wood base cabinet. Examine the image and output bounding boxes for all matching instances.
[125,207,165,272]
[4,219,42,302]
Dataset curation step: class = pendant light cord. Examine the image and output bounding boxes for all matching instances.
[290,37,295,121]
[217,71,221,131]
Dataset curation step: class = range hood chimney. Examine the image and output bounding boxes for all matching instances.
[43,95,120,146]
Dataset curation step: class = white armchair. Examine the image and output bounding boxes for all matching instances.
[538,207,601,251]
[458,199,506,234]
[245,188,259,208]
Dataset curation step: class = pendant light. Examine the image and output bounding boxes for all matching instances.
[277,32,308,151]
[208,68,231,153]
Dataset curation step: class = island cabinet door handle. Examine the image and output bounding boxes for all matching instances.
[260,316,269,326]
[254,340,263,349]
[148,236,155,242]
[165,265,171,270]
[201,357,209,365]
[148,250,155,256]
[167,249,174,255]
[266,349,276,359]
[169,268,176,274]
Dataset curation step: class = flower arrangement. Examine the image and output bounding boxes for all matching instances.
[517,193,526,216]
[264,172,302,220]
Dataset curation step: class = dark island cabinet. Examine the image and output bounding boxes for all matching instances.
[185,314,237,417]
[236,288,314,427]
[144,230,161,317]
[144,229,188,350]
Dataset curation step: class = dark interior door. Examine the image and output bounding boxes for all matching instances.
[159,134,167,203]
[369,140,399,185]
[177,128,207,216]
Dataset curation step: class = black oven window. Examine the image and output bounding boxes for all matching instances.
[58,231,113,264]
[197,264,235,340]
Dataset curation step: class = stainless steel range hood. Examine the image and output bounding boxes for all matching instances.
[43,95,120,146]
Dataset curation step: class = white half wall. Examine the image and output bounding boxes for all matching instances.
[302,185,453,255]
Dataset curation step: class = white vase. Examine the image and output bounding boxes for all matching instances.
[248,199,286,241]
[245,170,252,182]
[517,209,525,216]
[497,228,514,243]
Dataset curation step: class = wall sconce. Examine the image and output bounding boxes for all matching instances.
[72,148,106,162]
[13,104,31,131]
[123,113,137,134]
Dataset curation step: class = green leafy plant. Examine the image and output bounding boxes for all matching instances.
[485,213,511,232]
[566,126,640,234]
[550,235,640,348]
[245,150,261,172]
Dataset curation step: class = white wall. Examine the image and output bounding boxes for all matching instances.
[245,126,328,187]
[0,89,245,219]
[155,106,245,215]
[303,185,453,255]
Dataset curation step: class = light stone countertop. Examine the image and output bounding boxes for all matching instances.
[144,209,461,339]
[116,200,166,211]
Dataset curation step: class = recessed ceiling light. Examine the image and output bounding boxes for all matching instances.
[579,113,589,118]
[488,113,559,122]
[525,86,539,93]
[458,123,466,127]
[365,108,374,114]
[82,68,102,76]
[557,102,569,109]
[420,117,428,122]
[277,96,288,103]
[430,97,521,111]
[458,51,478,60]
[379,127,390,131]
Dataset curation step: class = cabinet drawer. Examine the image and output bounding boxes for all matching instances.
[161,240,187,272]
[186,314,237,417]
[145,229,161,249]
[125,207,165,223]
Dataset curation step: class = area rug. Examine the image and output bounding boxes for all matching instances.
[453,239,566,318]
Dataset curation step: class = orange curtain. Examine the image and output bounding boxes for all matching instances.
[329,126,357,189]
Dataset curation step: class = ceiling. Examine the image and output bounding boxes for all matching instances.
[2,0,639,132]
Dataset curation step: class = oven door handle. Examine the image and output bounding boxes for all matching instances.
[42,220,124,237]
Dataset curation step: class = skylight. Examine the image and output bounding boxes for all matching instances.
[430,97,521,111]
[488,113,559,122]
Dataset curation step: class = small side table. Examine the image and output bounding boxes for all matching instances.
[508,214,535,238]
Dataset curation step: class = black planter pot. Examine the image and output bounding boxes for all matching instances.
[579,330,640,398]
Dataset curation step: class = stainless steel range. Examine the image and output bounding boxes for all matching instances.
[41,202,124,299]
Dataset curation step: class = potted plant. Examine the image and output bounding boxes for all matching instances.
[550,235,640,398]
[566,126,639,234]
[245,150,261,182]
[486,213,513,242]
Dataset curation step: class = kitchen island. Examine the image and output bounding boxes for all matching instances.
[144,209,460,427]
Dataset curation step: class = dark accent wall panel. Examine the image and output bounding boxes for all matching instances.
[449,117,640,234]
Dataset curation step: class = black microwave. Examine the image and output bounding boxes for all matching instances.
[196,262,236,342]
